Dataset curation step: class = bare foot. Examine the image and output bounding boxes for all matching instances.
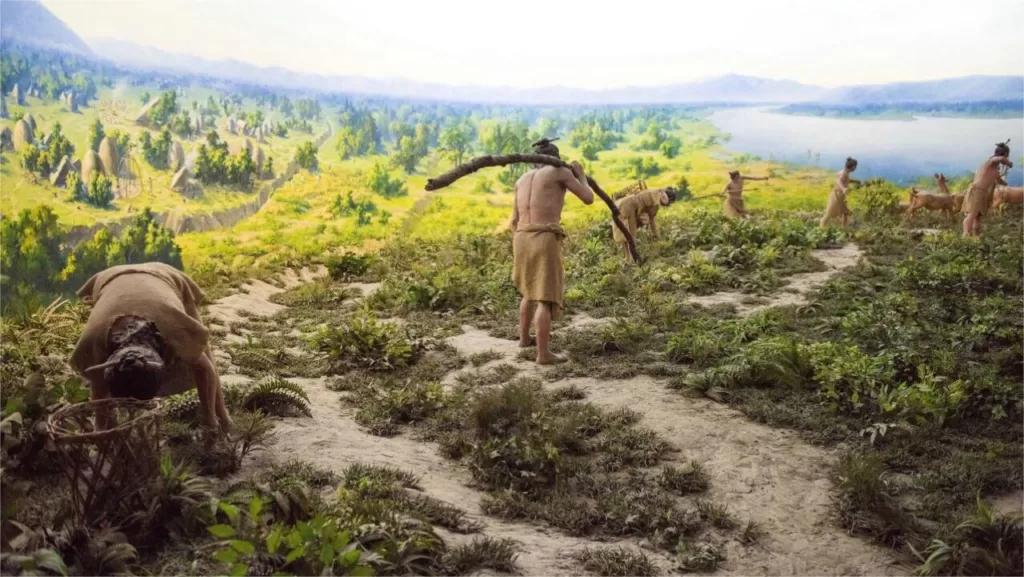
[518,336,536,348]
[536,353,568,365]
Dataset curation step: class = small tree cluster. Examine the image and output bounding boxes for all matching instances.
[86,172,114,208]
[19,122,74,180]
[331,191,391,227]
[366,162,407,198]
[147,90,178,125]
[295,142,319,172]
[194,131,257,188]
[139,129,172,169]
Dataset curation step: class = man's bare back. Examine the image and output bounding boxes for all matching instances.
[973,156,1011,190]
[512,162,594,227]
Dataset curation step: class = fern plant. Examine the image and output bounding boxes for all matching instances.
[240,377,312,417]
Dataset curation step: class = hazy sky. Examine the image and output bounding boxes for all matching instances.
[41,0,1024,89]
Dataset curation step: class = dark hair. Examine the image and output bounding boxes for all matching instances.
[728,170,740,178]
[105,346,165,400]
[664,188,677,203]
[532,141,560,158]
[106,316,166,400]
[995,142,1010,157]
[845,157,858,170]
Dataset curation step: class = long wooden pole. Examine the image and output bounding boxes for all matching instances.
[425,153,641,264]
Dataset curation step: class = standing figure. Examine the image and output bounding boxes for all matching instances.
[70,262,232,435]
[511,140,594,365]
[721,170,769,219]
[820,157,860,228]
[613,187,676,263]
[962,142,1014,237]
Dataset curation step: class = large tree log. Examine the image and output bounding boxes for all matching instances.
[425,153,641,264]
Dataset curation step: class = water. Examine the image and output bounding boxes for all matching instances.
[709,108,1024,186]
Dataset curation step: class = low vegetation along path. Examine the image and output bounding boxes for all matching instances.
[202,243,902,576]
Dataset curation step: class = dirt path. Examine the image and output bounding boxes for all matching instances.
[206,244,903,575]
[686,244,863,316]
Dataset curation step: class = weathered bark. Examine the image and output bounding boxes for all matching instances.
[425,154,641,264]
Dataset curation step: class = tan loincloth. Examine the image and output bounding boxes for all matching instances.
[70,262,211,397]
[821,186,850,223]
[723,196,747,219]
[962,182,995,215]
[613,189,661,244]
[513,223,567,321]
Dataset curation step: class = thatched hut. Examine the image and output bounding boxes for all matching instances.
[252,146,265,174]
[50,156,72,187]
[225,117,237,134]
[23,113,36,132]
[97,136,119,176]
[237,120,248,135]
[170,167,191,192]
[230,138,253,157]
[169,140,185,171]
[135,99,158,125]
[10,83,24,105]
[80,149,104,183]
[0,126,12,151]
[12,118,33,149]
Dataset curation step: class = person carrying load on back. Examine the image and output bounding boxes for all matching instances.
[721,170,769,219]
[613,187,676,263]
[511,139,595,365]
[70,262,232,436]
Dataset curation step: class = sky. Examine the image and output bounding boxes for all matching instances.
[40,0,1024,90]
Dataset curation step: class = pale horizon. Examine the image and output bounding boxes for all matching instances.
[34,0,1024,90]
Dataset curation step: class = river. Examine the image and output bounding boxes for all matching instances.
[709,108,1024,186]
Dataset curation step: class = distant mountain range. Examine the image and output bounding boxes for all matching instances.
[3,0,1022,106]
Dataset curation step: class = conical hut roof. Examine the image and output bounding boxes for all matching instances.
[169,140,185,171]
[23,113,36,132]
[170,167,191,192]
[230,138,253,156]
[10,83,23,105]
[12,119,33,149]
[225,117,237,134]
[97,136,119,176]
[50,156,72,187]
[80,149,104,183]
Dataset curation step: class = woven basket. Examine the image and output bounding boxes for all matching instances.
[46,398,163,525]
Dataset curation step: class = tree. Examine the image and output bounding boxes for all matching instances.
[580,140,599,161]
[141,91,151,105]
[295,141,319,172]
[265,155,274,178]
[88,119,104,152]
[391,136,422,173]
[45,122,74,170]
[65,171,84,202]
[86,172,114,208]
[140,129,172,169]
[660,137,681,159]
[366,161,407,198]
[0,206,66,298]
[439,125,472,167]
[147,90,178,126]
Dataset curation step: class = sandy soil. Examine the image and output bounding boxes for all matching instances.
[207,245,906,576]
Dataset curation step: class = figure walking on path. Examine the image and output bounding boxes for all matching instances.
[511,140,594,365]
[962,142,1014,237]
[721,170,769,219]
[820,157,860,228]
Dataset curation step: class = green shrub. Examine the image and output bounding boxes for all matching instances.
[311,312,424,372]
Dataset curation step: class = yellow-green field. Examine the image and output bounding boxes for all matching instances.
[1,87,329,228]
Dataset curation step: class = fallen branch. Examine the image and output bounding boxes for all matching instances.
[425,153,641,264]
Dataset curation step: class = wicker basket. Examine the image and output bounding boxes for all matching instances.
[46,398,163,525]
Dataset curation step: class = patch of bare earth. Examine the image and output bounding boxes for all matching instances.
[687,244,864,316]
[207,246,902,575]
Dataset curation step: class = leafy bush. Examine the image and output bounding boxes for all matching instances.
[295,141,319,172]
[85,172,114,208]
[366,162,407,198]
[311,312,424,372]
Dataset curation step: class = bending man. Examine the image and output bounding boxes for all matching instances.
[70,262,232,434]
[721,171,768,219]
[820,157,860,228]
[614,187,676,263]
[511,140,594,365]
[962,142,1013,237]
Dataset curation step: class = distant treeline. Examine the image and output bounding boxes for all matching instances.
[777,100,1023,119]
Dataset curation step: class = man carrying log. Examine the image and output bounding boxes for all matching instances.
[70,262,232,436]
[613,187,676,263]
[721,170,769,219]
[511,140,594,365]
[962,141,1014,237]
[820,157,860,228]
